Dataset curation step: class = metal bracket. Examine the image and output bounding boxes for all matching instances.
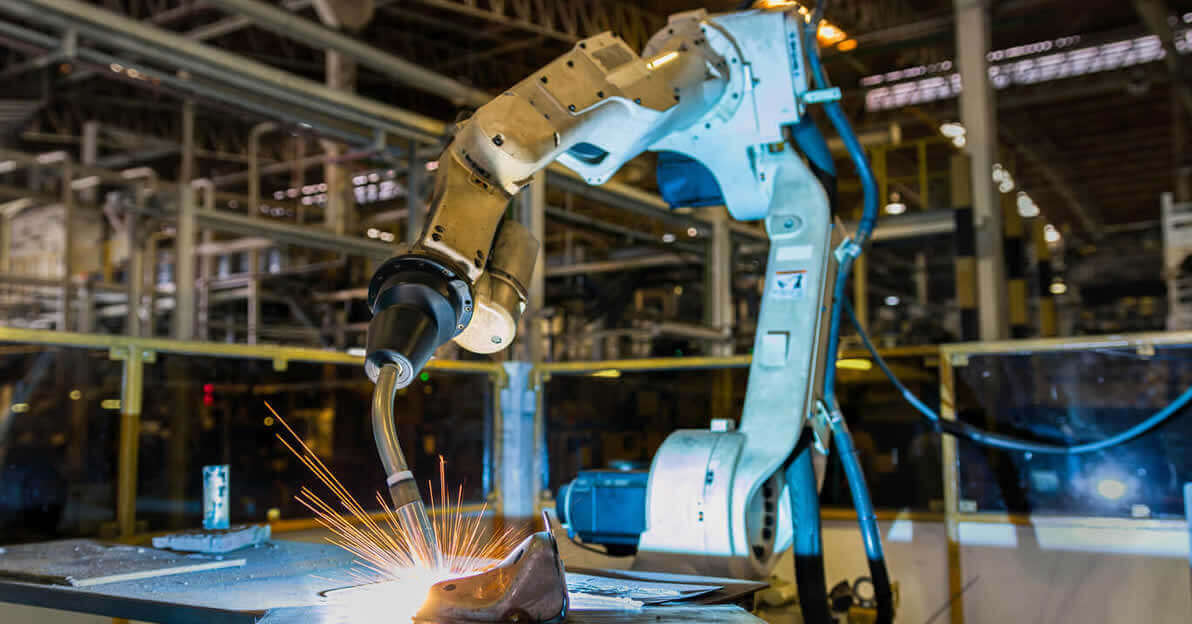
[802,86,842,105]
[833,236,860,264]
[809,399,834,455]
[108,346,155,363]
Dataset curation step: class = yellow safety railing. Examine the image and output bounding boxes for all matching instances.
[0,327,502,540]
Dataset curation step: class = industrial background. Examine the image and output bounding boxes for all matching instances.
[0,0,1188,623]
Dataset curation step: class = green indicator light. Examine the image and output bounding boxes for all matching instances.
[420,372,430,382]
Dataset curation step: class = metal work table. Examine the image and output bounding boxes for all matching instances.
[0,540,764,623]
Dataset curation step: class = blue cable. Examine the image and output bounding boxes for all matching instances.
[799,18,893,624]
[842,297,1192,455]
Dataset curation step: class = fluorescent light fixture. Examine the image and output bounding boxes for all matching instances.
[939,122,966,138]
[1044,223,1061,243]
[884,295,900,306]
[884,202,906,215]
[865,29,1191,112]
[662,233,676,243]
[1049,280,1067,295]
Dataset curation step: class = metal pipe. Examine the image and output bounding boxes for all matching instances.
[193,179,216,340]
[545,253,698,277]
[60,158,75,331]
[205,0,490,107]
[248,122,278,218]
[174,101,197,340]
[371,363,441,567]
[0,0,444,143]
[116,348,144,538]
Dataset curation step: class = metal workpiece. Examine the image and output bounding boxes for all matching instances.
[417,514,567,624]
[371,363,443,568]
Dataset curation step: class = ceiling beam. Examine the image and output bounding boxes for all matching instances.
[1131,0,1192,117]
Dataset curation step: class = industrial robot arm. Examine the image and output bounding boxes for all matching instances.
[365,6,838,580]
[363,15,735,387]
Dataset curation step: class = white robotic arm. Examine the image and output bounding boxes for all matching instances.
[367,5,838,580]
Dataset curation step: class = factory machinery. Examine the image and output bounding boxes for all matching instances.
[361,3,1192,623]
[363,3,882,621]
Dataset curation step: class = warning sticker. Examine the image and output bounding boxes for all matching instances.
[773,269,807,299]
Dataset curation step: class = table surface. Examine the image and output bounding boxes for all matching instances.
[0,539,765,624]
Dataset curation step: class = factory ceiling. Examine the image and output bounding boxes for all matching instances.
[0,0,1189,322]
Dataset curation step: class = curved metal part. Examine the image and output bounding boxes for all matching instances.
[371,364,442,568]
[417,514,567,624]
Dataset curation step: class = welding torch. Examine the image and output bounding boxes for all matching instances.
[371,362,442,568]
[362,137,540,566]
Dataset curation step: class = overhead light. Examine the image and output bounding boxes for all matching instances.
[1049,280,1067,295]
[426,161,439,171]
[1044,223,1061,244]
[837,39,858,52]
[662,233,677,243]
[591,369,622,378]
[817,22,847,46]
[939,122,966,138]
[1016,192,1039,218]
[884,202,906,215]
[950,135,966,148]
[993,163,1016,192]
[885,295,900,306]
[366,228,380,239]
[686,227,698,237]
[1095,477,1127,501]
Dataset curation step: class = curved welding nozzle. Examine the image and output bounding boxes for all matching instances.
[372,363,442,568]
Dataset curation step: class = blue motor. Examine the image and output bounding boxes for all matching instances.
[556,469,648,556]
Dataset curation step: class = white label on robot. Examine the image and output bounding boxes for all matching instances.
[773,269,806,299]
[776,245,813,261]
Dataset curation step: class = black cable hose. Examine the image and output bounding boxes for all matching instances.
[842,297,1192,455]
[785,431,832,624]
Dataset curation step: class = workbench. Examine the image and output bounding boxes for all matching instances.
[0,540,765,623]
